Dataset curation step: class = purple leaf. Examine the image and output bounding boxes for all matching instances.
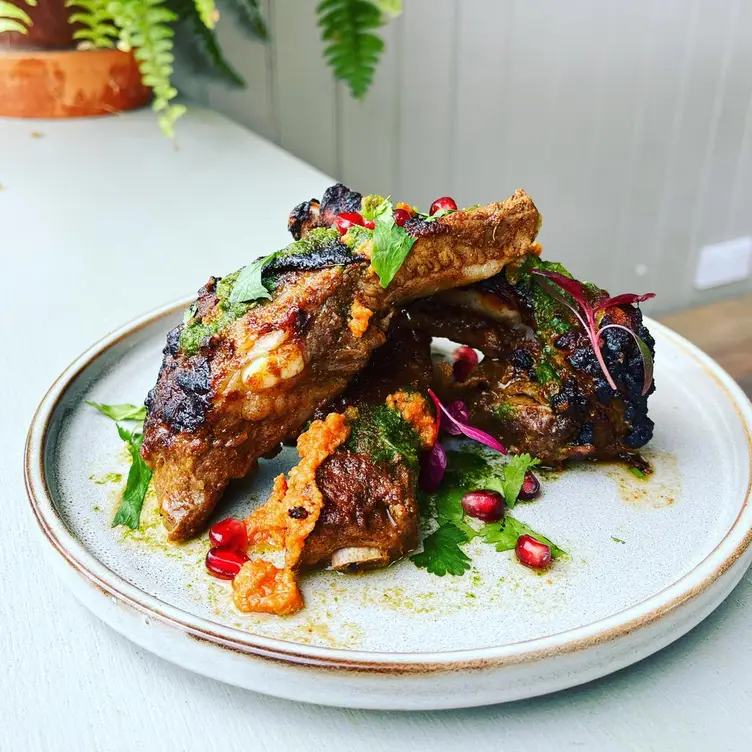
[596,292,656,311]
[531,269,588,308]
[443,400,469,435]
[420,442,447,492]
[428,390,507,455]
[533,267,657,396]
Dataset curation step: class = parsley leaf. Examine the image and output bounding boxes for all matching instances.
[112,425,152,530]
[498,453,540,509]
[370,198,416,288]
[411,522,472,576]
[440,449,539,509]
[86,401,146,422]
[480,517,565,558]
[228,253,277,305]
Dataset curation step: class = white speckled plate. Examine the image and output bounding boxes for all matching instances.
[25,298,752,710]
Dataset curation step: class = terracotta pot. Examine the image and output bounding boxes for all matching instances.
[0,49,151,118]
[2,0,78,49]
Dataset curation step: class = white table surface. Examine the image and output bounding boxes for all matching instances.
[2,107,750,752]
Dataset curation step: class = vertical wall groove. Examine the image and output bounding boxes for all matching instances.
[265,0,281,145]
[683,0,740,305]
[175,0,752,312]
[650,0,700,285]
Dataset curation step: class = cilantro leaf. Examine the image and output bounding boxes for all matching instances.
[370,198,416,288]
[87,401,146,422]
[228,253,276,304]
[112,425,152,530]
[479,517,565,559]
[411,522,471,576]
[441,449,539,509]
[498,453,540,509]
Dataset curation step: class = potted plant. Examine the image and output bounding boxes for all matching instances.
[0,0,401,136]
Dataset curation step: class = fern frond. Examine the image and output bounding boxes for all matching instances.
[169,0,244,86]
[223,0,267,41]
[372,0,401,16]
[109,0,184,137]
[317,0,385,99]
[66,0,117,49]
[0,0,36,36]
[192,0,217,30]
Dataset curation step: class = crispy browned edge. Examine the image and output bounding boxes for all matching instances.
[23,300,752,676]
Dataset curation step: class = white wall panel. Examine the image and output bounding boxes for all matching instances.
[177,0,752,312]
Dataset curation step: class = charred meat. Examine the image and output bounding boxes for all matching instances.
[407,257,655,465]
[142,187,540,541]
[233,326,437,615]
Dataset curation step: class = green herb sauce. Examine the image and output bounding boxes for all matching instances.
[360,194,387,220]
[346,404,421,469]
[342,224,374,249]
[179,271,252,355]
[493,402,516,421]
[179,228,341,355]
[534,359,559,384]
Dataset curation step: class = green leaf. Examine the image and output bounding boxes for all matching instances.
[370,197,416,288]
[439,448,539,509]
[192,0,216,29]
[411,523,471,576]
[112,428,152,529]
[87,401,147,422]
[224,0,267,40]
[116,423,137,444]
[0,1,32,23]
[498,453,540,509]
[480,516,565,559]
[107,0,184,136]
[66,0,117,48]
[183,7,245,86]
[372,0,401,16]
[228,253,275,304]
[317,0,386,99]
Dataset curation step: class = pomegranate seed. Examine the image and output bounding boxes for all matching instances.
[393,208,411,227]
[453,360,475,382]
[209,518,248,551]
[429,196,458,216]
[363,219,376,229]
[518,471,541,501]
[461,489,504,523]
[515,535,551,570]
[205,547,249,580]
[334,211,365,234]
[453,345,479,366]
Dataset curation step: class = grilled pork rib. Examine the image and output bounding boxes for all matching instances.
[303,325,434,571]
[233,325,436,615]
[142,188,540,540]
[407,259,655,465]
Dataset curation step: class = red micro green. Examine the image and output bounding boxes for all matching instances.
[428,389,508,455]
[420,442,447,492]
[531,269,655,396]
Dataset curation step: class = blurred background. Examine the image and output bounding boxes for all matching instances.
[2,0,751,392]
[174,0,752,318]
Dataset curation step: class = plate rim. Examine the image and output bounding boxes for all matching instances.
[24,296,752,675]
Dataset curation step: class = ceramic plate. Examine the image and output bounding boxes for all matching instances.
[25,299,752,710]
